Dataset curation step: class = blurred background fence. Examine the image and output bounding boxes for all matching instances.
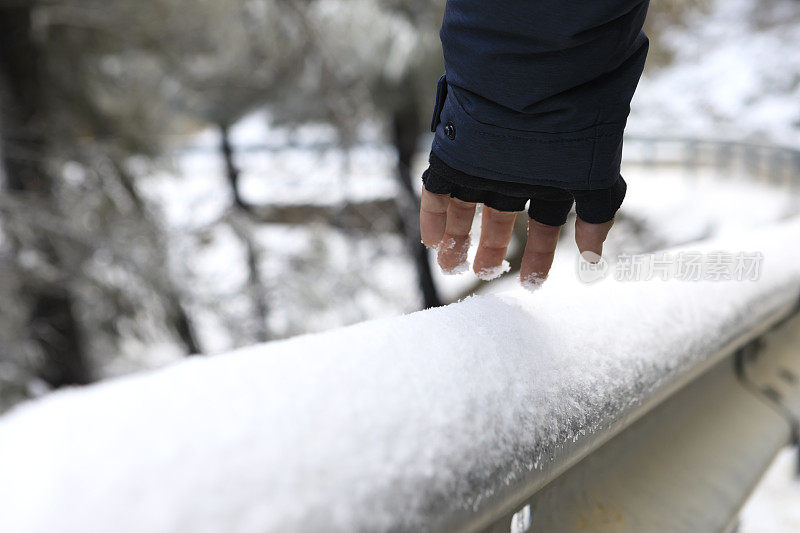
[625,137,800,186]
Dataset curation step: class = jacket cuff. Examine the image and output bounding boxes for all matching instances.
[430,81,624,191]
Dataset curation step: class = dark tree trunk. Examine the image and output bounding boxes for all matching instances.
[226,214,271,344]
[110,159,202,356]
[391,98,442,309]
[218,124,270,341]
[0,7,92,386]
[242,228,270,343]
[170,295,202,355]
[220,123,249,211]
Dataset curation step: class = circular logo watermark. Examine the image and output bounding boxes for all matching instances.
[576,251,609,284]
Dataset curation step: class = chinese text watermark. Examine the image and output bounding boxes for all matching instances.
[577,251,763,283]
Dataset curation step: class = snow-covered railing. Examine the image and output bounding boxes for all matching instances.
[1,138,800,533]
[1,222,800,533]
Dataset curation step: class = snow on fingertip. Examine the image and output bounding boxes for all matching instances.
[520,273,546,292]
[476,260,511,281]
[441,260,470,275]
[437,235,471,275]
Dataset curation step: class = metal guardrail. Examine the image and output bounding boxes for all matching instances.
[0,137,799,533]
[452,304,800,533]
[448,136,800,533]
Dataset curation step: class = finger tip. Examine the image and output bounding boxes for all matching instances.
[440,260,470,276]
[475,260,511,281]
[578,250,604,264]
[436,234,472,274]
[520,271,546,292]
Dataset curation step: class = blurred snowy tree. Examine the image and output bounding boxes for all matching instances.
[0,1,204,408]
[645,0,711,68]
[0,0,445,408]
[267,0,446,308]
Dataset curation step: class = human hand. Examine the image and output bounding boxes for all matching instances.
[419,164,620,289]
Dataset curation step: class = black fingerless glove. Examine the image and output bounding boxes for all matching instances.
[423,152,627,226]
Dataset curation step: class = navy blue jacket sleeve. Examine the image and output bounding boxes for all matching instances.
[429,0,650,190]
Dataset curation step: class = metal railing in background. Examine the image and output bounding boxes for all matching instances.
[177,135,800,187]
[624,135,800,188]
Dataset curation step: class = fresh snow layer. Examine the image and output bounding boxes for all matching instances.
[2,219,800,533]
